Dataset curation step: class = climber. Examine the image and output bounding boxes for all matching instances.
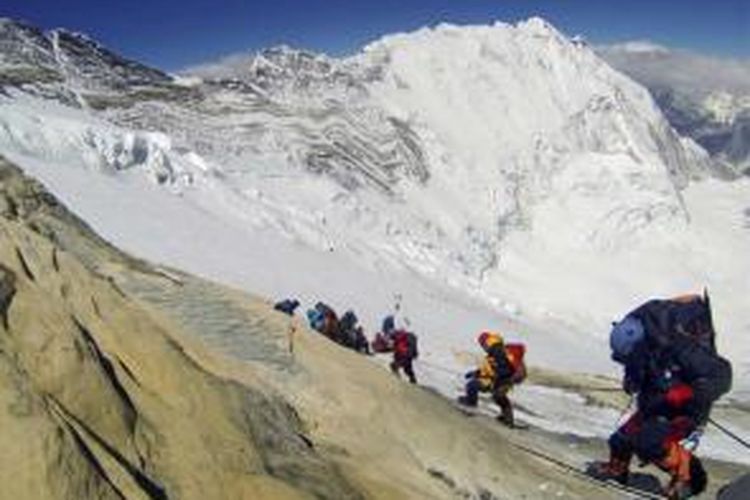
[306,301,340,341]
[274,298,300,316]
[390,328,418,383]
[589,293,732,499]
[372,314,397,353]
[458,331,526,427]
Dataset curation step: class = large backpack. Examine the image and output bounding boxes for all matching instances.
[504,343,527,383]
[274,299,299,316]
[406,332,418,359]
[313,302,339,338]
[306,308,324,332]
[340,310,358,332]
[372,332,394,353]
[629,290,716,353]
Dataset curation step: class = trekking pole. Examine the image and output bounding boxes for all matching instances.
[708,417,750,450]
[288,323,296,359]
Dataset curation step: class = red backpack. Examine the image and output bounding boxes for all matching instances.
[394,330,418,359]
[504,343,527,383]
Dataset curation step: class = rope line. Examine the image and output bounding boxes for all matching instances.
[507,439,664,499]
[708,417,750,450]
[419,357,750,452]
[417,358,622,392]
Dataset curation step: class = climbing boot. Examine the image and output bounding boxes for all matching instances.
[457,395,477,407]
[587,456,630,485]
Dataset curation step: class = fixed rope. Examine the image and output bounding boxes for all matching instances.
[417,358,622,392]
[708,417,750,450]
[507,439,664,499]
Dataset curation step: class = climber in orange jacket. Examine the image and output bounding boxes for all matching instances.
[458,331,526,426]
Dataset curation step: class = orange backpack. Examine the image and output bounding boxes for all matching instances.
[504,343,527,383]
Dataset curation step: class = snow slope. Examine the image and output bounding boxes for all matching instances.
[1,16,750,453]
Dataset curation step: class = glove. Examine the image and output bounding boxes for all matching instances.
[679,428,703,452]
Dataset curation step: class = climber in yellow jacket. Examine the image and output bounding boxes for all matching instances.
[458,331,526,426]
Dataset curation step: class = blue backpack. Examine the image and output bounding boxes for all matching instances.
[306,308,325,332]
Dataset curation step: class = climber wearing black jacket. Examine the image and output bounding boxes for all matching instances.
[591,295,732,500]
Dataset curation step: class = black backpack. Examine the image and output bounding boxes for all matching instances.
[406,332,418,359]
[340,310,358,331]
[630,290,716,352]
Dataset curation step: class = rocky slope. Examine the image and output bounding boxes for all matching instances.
[0,155,366,499]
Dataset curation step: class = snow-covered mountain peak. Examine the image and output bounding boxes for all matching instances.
[48,27,172,91]
[0,18,174,108]
[515,15,565,37]
[0,18,56,72]
[356,17,705,208]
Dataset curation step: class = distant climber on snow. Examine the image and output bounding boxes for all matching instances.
[372,314,397,353]
[274,298,300,316]
[352,325,371,355]
[382,314,396,336]
[588,292,732,499]
[338,310,359,346]
[338,309,371,354]
[390,328,419,384]
[306,301,339,341]
[458,331,526,427]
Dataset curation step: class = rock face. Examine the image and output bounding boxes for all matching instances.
[0,17,185,108]
[0,157,361,499]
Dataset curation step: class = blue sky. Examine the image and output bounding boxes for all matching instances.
[3,0,748,70]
